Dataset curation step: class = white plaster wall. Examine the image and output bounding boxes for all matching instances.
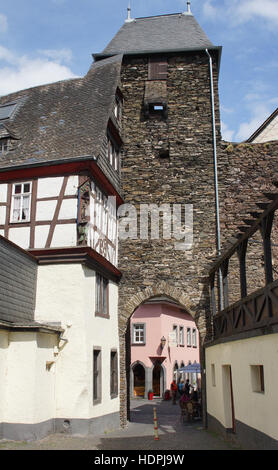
[1,331,57,425]
[65,176,79,196]
[253,114,278,143]
[0,184,7,203]
[9,227,30,250]
[36,200,56,221]
[37,177,64,199]
[34,225,51,248]
[59,199,77,220]
[51,224,77,248]
[0,331,8,423]
[206,334,278,441]
[34,264,120,422]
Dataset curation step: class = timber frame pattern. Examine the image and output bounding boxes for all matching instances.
[210,185,278,342]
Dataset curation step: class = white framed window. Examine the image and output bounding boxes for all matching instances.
[132,324,146,344]
[107,135,120,172]
[0,138,9,154]
[11,182,32,223]
[179,326,184,346]
[173,325,178,345]
[187,327,191,347]
[192,328,197,347]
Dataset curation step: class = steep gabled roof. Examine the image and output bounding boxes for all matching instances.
[99,13,214,57]
[0,54,123,170]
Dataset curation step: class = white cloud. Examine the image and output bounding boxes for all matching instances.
[202,0,278,27]
[0,45,78,96]
[235,103,271,141]
[221,121,235,141]
[236,0,278,25]
[0,14,8,33]
[38,48,73,65]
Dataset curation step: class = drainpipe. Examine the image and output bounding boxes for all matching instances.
[205,48,224,311]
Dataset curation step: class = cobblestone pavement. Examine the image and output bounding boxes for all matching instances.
[0,399,240,451]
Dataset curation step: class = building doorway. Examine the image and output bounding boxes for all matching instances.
[133,363,145,397]
[152,361,164,397]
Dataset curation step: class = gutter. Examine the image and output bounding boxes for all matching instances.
[205,48,224,311]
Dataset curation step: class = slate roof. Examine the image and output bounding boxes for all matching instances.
[100,13,214,57]
[0,54,123,172]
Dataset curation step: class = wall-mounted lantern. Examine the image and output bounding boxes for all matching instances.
[160,336,167,349]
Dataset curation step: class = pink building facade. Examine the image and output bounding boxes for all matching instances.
[130,298,200,398]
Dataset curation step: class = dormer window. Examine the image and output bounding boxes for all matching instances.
[0,138,9,154]
[107,134,120,172]
[11,182,32,223]
[114,95,122,122]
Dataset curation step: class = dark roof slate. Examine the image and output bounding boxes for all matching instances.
[102,13,214,56]
[0,54,123,170]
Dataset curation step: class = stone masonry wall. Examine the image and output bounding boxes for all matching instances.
[117,51,221,425]
[217,141,278,307]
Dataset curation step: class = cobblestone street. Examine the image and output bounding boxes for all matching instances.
[0,399,240,451]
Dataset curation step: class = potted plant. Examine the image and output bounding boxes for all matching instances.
[148,389,154,400]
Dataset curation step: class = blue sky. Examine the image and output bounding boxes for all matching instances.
[0,0,277,142]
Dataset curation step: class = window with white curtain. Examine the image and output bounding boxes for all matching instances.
[11,182,32,223]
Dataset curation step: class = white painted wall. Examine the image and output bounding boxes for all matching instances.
[2,332,57,425]
[35,263,120,422]
[0,331,8,424]
[9,227,30,250]
[206,333,278,441]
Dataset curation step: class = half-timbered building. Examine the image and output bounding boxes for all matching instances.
[0,53,123,440]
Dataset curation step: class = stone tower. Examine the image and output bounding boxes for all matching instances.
[95,10,222,425]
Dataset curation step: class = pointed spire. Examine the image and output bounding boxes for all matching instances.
[183,1,193,15]
[125,2,134,23]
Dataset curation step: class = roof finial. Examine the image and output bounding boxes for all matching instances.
[183,1,193,15]
[125,2,134,23]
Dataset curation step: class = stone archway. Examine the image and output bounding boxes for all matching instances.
[119,282,208,427]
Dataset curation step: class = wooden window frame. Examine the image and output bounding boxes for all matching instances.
[148,56,168,80]
[93,347,102,405]
[95,273,109,318]
[110,349,118,399]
